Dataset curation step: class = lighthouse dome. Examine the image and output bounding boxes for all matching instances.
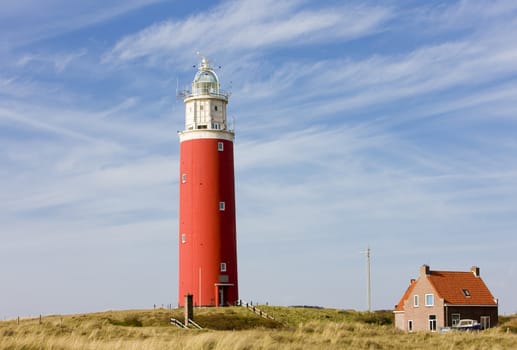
[191,56,220,96]
[193,70,218,85]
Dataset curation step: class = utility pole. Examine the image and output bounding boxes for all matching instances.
[364,246,372,312]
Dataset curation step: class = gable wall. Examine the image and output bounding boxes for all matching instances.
[402,276,444,331]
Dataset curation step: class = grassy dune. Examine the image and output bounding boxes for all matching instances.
[1,307,516,349]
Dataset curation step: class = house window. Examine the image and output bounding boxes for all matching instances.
[462,289,471,297]
[428,315,437,332]
[408,320,413,332]
[425,294,434,306]
[181,173,187,183]
[220,262,227,272]
[219,201,225,211]
[413,295,419,307]
[451,313,461,326]
[181,233,186,244]
[218,142,224,151]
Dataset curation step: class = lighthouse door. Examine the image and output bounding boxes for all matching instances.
[217,286,226,306]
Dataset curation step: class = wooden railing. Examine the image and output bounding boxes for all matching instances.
[170,317,203,329]
[170,318,186,328]
[237,300,275,320]
[188,318,203,329]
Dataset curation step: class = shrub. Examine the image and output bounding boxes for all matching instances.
[108,315,143,327]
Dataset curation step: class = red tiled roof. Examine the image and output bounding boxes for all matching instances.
[395,279,416,311]
[428,271,496,305]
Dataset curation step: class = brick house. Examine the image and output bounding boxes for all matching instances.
[394,265,498,332]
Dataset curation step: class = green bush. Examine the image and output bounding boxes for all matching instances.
[108,315,143,327]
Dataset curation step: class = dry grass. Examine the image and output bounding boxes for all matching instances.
[1,307,516,350]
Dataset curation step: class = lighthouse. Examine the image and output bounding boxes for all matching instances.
[178,55,239,307]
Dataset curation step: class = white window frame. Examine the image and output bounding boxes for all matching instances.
[413,294,419,307]
[220,262,227,272]
[219,201,225,211]
[218,142,224,151]
[425,293,434,306]
[181,173,187,183]
[181,233,186,244]
[480,316,490,329]
[451,313,461,326]
[428,315,437,332]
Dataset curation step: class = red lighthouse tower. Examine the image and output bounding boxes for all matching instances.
[178,56,238,307]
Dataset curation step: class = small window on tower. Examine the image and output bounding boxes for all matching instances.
[181,233,186,244]
[219,201,225,211]
[218,142,224,151]
[220,262,227,272]
[181,174,187,183]
[214,105,218,111]
[200,105,204,110]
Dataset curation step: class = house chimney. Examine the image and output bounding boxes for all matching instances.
[420,264,430,276]
[410,278,416,284]
[471,266,480,277]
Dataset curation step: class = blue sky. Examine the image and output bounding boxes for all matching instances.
[1,0,517,318]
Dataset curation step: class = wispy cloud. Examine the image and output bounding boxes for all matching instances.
[233,28,517,125]
[412,0,517,31]
[16,49,88,73]
[0,107,100,143]
[0,0,165,49]
[105,0,392,64]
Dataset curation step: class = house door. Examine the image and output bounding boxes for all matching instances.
[428,315,437,332]
[480,316,490,330]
